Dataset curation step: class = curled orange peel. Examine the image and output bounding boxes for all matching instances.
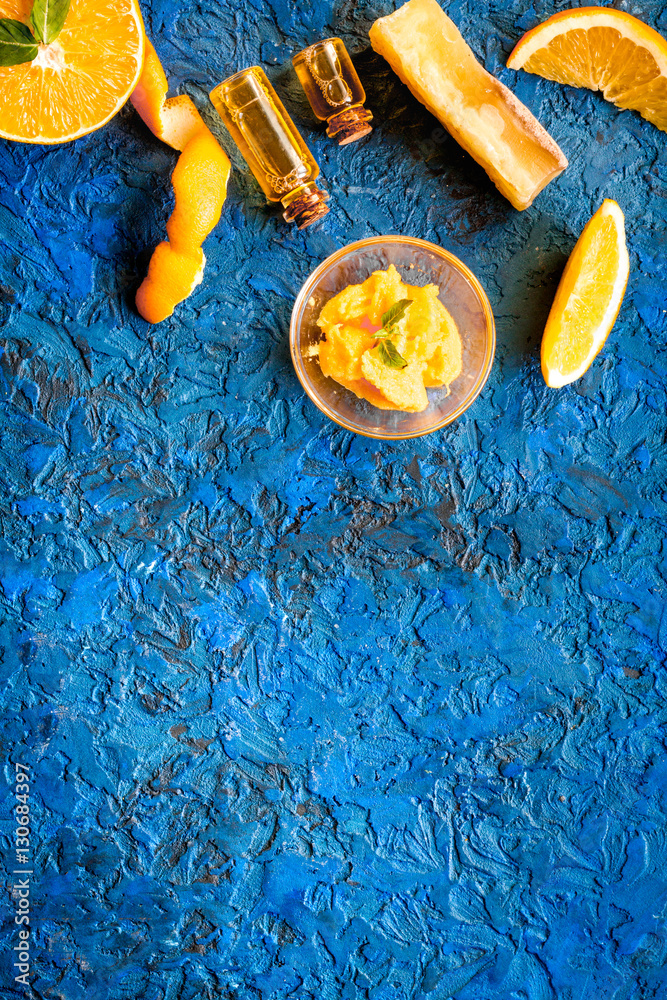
[130,38,231,324]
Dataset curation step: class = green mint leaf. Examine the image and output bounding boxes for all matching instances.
[378,339,408,370]
[380,298,413,331]
[0,19,38,66]
[30,0,71,44]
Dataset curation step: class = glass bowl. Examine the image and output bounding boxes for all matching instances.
[289,235,496,440]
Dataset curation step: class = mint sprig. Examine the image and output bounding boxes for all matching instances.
[31,0,71,44]
[374,297,413,370]
[0,0,71,67]
[0,20,38,66]
[377,339,408,370]
[380,298,413,329]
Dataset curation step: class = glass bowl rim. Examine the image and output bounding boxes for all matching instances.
[289,235,496,440]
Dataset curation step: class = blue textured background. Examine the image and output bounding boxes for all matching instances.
[1,0,667,997]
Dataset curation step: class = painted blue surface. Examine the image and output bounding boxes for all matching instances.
[1,0,667,997]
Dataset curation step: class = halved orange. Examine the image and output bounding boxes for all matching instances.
[0,0,145,143]
[541,200,629,388]
[508,7,667,131]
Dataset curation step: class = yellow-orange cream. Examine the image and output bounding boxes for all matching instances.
[316,264,462,411]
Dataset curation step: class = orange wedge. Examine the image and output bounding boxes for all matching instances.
[131,38,231,324]
[0,0,144,143]
[541,200,629,388]
[508,7,667,131]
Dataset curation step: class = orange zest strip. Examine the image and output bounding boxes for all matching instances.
[130,38,231,323]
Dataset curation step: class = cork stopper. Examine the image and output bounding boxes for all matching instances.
[282,183,330,229]
[326,106,373,145]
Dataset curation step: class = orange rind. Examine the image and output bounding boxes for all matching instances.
[135,243,205,326]
[131,38,231,324]
[508,7,667,132]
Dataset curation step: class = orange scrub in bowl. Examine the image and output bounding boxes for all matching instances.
[316,264,462,412]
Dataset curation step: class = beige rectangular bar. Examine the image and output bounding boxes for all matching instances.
[369,0,568,210]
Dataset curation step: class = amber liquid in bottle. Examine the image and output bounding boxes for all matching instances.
[292,38,373,145]
[210,66,329,229]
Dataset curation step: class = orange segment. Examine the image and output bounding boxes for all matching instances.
[508,7,667,131]
[0,0,144,143]
[541,200,629,388]
[130,38,232,324]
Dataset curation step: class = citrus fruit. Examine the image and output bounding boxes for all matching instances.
[0,0,145,143]
[541,199,629,389]
[508,7,667,132]
[131,38,231,324]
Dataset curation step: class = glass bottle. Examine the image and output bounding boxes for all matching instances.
[292,38,373,146]
[210,66,329,230]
